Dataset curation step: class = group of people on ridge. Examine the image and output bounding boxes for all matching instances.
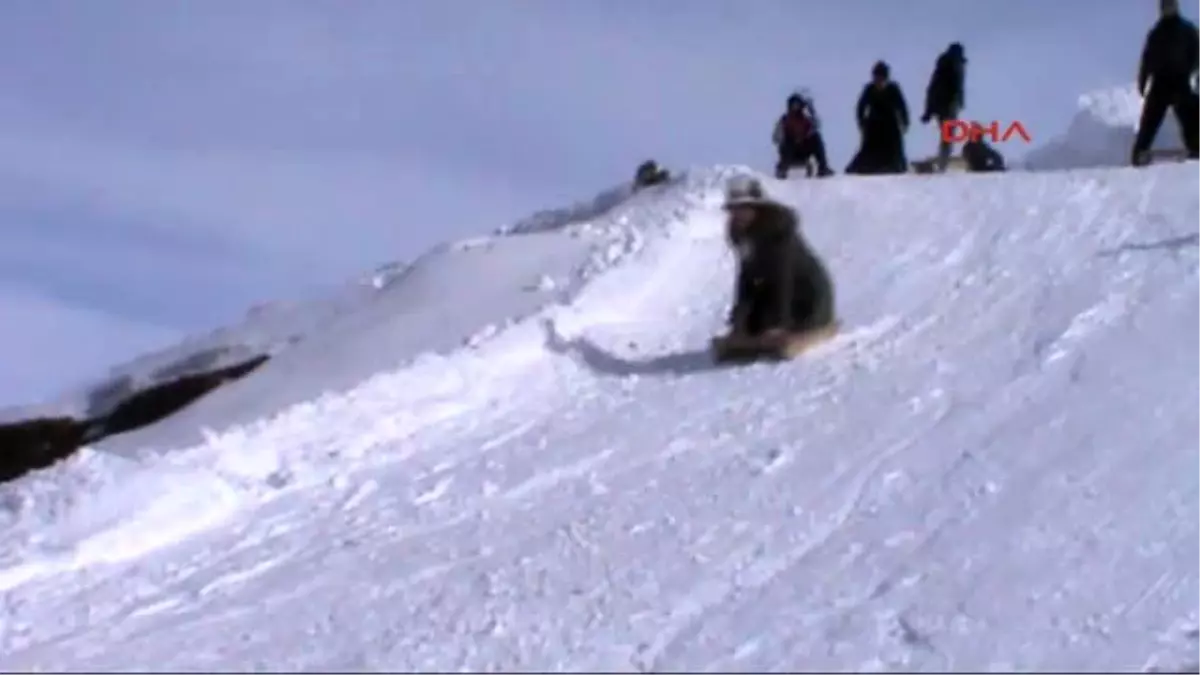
[634,0,1197,193]
[639,2,1199,361]
[772,43,1004,179]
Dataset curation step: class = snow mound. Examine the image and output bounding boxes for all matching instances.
[1023,84,1186,170]
[0,168,705,430]
[0,165,747,579]
[2,162,1195,672]
[497,174,685,235]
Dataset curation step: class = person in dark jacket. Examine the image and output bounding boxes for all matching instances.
[1131,0,1199,165]
[720,176,836,341]
[961,138,1006,172]
[633,159,671,190]
[772,92,835,179]
[846,61,910,175]
[920,42,967,172]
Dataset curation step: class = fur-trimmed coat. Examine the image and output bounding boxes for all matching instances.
[726,201,836,335]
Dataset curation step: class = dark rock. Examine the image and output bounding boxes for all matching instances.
[0,417,87,483]
[0,354,271,484]
[96,354,270,438]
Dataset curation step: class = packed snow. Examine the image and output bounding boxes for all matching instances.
[0,105,1197,671]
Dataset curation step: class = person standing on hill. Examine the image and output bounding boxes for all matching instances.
[1131,0,1199,165]
[846,61,910,175]
[920,42,968,173]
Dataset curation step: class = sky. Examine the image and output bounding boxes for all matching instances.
[0,0,1183,406]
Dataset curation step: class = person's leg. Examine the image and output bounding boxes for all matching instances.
[1132,85,1171,165]
[1170,88,1200,158]
[935,111,957,172]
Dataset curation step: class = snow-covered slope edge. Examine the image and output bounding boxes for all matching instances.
[1023,84,1187,170]
[0,168,722,483]
[2,162,1196,672]
[0,166,742,584]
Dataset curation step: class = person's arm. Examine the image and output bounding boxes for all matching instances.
[1187,19,1199,77]
[922,63,939,121]
[1138,26,1157,95]
[954,61,965,112]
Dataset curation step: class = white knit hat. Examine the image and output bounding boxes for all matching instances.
[723,175,771,208]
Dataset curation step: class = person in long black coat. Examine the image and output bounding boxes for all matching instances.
[846,61,910,175]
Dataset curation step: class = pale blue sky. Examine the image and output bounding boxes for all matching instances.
[0,0,1183,405]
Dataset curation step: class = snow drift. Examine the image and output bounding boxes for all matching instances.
[1023,84,1187,170]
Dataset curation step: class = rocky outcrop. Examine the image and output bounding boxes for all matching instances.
[0,417,87,483]
[0,354,270,484]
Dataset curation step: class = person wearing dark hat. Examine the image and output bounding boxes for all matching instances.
[632,159,671,190]
[719,176,836,346]
[846,61,911,175]
[772,91,835,179]
[1131,0,1199,165]
[920,42,968,172]
[961,137,1006,173]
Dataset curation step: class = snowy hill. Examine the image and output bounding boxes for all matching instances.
[1022,84,1188,170]
[1,100,1198,667]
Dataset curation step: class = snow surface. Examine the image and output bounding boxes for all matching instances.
[0,122,1197,669]
[1022,84,1188,171]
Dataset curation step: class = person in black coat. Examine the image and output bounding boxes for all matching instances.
[962,138,1006,172]
[632,159,671,190]
[846,61,910,175]
[920,43,967,172]
[1131,0,1199,165]
[720,176,836,340]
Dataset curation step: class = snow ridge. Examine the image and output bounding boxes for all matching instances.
[0,165,749,591]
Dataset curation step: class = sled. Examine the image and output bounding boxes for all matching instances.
[711,322,841,363]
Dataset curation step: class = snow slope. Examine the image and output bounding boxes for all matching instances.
[0,160,1197,671]
[1022,84,1188,170]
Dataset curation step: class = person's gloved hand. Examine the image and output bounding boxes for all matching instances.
[920,113,932,124]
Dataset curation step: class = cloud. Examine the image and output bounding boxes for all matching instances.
[0,0,1176,404]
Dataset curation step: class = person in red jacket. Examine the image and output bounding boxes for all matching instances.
[772,92,834,179]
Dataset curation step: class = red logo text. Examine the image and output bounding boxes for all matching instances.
[941,120,1032,143]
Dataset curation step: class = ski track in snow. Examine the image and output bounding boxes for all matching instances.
[0,163,1197,672]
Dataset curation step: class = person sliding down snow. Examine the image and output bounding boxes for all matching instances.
[721,176,836,341]
[962,138,1006,172]
[772,92,835,179]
